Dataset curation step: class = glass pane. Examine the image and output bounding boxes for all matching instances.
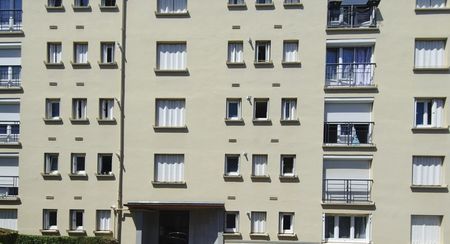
[255,101,268,119]
[325,216,335,238]
[354,217,367,239]
[228,102,238,118]
[338,216,351,238]
[226,157,239,174]
[282,215,291,230]
[416,102,425,125]
[226,214,236,229]
[282,157,294,174]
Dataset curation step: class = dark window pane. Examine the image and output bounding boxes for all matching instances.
[226,157,239,174]
[10,125,19,134]
[228,103,238,118]
[282,157,294,174]
[75,212,83,227]
[51,102,60,117]
[354,217,367,239]
[282,215,291,230]
[416,102,424,125]
[77,157,85,171]
[101,155,112,174]
[325,216,335,238]
[339,216,351,238]
[257,45,266,62]
[226,214,236,230]
[49,212,57,226]
[255,101,268,119]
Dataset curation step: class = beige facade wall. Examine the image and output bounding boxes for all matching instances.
[0,0,448,243]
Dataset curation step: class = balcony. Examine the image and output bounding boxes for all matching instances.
[0,66,21,88]
[323,179,373,204]
[0,10,22,32]
[324,122,373,145]
[325,63,375,88]
[0,121,20,144]
[327,0,379,29]
[0,176,18,200]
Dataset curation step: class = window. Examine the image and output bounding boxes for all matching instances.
[253,99,269,120]
[157,0,187,13]
[226,99,241,120]
[154,154,184,183]
[96,210,111,231]
[225,212,239,233]
[280,155,295,177]
[98,154,113,175]
[324,215,370,242]
[415,98,444,128]
[281,98,297,121]
[44,153,59,175]
[74,0,89,7]
[45,99,60,120]
[256,0,272,4]
[285,0,300,3]
[73,43,88,64]
[229,0,245,4]
[416,0,446,8]
[251,212,266,234]
[70,210,84,231]
[279,213,294,234]
[255,41,271,63]
[225,155,239,176]
[100,42,115,64]
[283,41,299,63]
[0,210,17,230]
[157,43,187,70]
[0,44,21,87]
[72,99,87,120]
[99,99,114,120]
[326,47,374,87]
[101,0,116,6]
[227,42,243,63]
[47,43,62,64]
[156,99,185,127]
[71,154,86,175]
[411,215,441,244]
[415,40,446,68]
[43,209,57,230]
[48,0,62,7]
[252,155,268,177]
[412,156,443,186]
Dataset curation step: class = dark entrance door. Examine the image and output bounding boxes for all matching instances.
[159,211,189,244]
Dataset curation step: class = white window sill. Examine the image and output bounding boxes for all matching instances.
[278,233,297,238]
[71,61,91,68]
[282,61,301,66]
[93,230,113,235]
[254,61,274,66]
[95,173,115,178]
[153,126,188,132]
[44,61,64,68]
[412,126,449,133]
[99,4,119,11]
[280,119,300,125]
[415,7,450,12]
[72,4,91,11]
[223,174,243,181]
[253,119,272,124]
[70,118,89,123]
[223,232,242,237]
[67,229,86,235]
[225,118,244,125]
[413,66,450,72]
[68,173,88,178]
[255,3,274,8]
[41,172,62,178]
[98,61,118,68]
[154,68,189,75]
[227,3,247,8]
[411,185,448,191]
[152,181,186,187]
[97,118,117,124]
[326,27,380,32]
[226,61,246,67]
[40,229,59,234]
[283,2,302,7]
[46,5,65,11]
[250,233,269,237]
[154,11,190,17]
[43,118,63,124]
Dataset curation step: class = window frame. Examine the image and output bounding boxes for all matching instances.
[47,42,62,64]
[224,154,240,176]
[99,98,114,120]
[72,98,87,120]
[252,154,268,177]
[281,98,297,121]
[48,0,63,7]
[253,98,270,121]
[250,211,267,234]
[226,98,242,121]
[414,98,445,128]
[227,41,244,64]
[69,209,84,231]
[280,155,296,177]
[98,153,113,175]
[96,210,111,231]
[283,40,299,63]
[156,42,188,71]
[416,0,448,9]
[44,153,59,175]
[155,98,186,127]
[100,42,115,64]
[101,0,116,7]
[45,98,60,120]
[43,209,58,230]
[73,42,88,64]
[254,41,271,63]
[323,214,371,242]
[157,0,188,14]
[224,211,239,233]
[279,212,295,234]
[154,154,185,183]
[71,153,86,175]
[74,0,89,7]
[412,156,444,187]
[411,215,442,244]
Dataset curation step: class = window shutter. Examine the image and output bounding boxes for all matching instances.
[413,157,442,186]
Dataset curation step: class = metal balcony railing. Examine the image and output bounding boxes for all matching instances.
[325,63,375,87]
[0,121,20,143]
[0,66,21,88]
[0,10,22,31]
[0,176,18,197]
[324,122,374,145]
[323,179,373,203]
[327,6,377,28]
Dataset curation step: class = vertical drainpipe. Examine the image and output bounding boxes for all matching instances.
[117,0,127,243]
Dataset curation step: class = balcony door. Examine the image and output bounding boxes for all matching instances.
[0,0,21,29]
[159,211,189,244]
[323,159,371,203]
[0,156,18,197]
[326,47,373,86]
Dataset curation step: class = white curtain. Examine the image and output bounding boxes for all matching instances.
[416,0,446,8]
[155,154,184,182]
[48,44,61,63]
[228,43,243,63]
[282,99,296,120]
[156,100,185,127]
[158,0,187,13]
[158,44,187,70]
[252,155,267,176]
[101,99,113,120]
[75,44,88,64]
[413,157,442,186]
[73,99,86,119]
[97,210,111,231]
[0,210,17,230]
[283,42,298,62]
[251,212,266,233]
[102,43,114,63]
[433,99,444,127]
[411,216,441,244]
[415,40,445,68]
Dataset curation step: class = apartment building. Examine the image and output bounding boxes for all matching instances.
[0,0,448,244]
